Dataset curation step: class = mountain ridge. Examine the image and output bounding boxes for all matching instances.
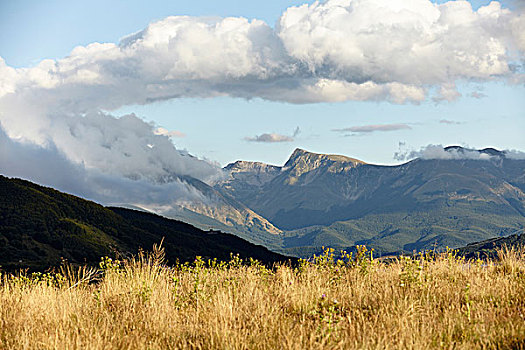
[215,147,525,256]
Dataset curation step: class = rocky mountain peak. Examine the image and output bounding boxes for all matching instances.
[284,148,365,170]
[283,148,366,184]
[221,160,282,188]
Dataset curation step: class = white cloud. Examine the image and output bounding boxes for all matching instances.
[415,145,496,160]
[0,58,18,96]
[245,133,295,143]
[505,149,525,160]
[433,83,462,102]
[278,0,523,96]
[245,126,301,142]
[333,123,412,133]
[0,0,523,106]
[0,107,221,183]
[0,126,209,206]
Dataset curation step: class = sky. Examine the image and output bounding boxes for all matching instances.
[0,0,524,199]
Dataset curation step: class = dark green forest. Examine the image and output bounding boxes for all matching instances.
[0,175,291,271]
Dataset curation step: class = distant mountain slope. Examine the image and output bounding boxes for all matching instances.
[0,175,292,271]
[217,147,525,255]
[144,175,283,249]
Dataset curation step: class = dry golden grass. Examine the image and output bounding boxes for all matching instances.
[1,245,525,349]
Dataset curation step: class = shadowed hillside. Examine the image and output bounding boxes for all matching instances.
[0,175,292,271]
[456,232,525,259]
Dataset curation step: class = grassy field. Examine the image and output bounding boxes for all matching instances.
[1,245,525,349]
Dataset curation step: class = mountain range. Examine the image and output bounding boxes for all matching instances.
[181,146,525,256]
[2,145,524,267]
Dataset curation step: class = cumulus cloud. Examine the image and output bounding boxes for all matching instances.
[333,123,412,134]
[0,107,223,211]
[410,145,496,160]
[245,133,295,143]
[0,0,523,107]
[278,0,524,97]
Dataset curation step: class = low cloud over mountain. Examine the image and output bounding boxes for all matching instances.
[0,126,209,206]
[394,144,525,161]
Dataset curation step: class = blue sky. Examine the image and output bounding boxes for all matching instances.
[0,0,506,68]
[114,82,525,166]
[1,0,523,166]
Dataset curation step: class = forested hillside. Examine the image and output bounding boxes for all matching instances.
[0,175,291,270]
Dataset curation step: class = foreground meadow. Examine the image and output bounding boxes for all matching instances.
[1,246,525,349]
